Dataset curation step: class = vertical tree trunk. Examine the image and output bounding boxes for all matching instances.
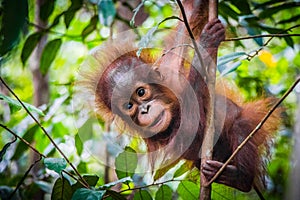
[29,0,49,199]
[286,90,300,199]
[200,0,218,199]
[30,0,49,107]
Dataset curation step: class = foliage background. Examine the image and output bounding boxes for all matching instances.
[0,0,299,199]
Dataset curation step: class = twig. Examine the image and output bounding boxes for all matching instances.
[206,76,300,186]
[0,76,89,188]
[225,33,300,42]
[0,124,46,158]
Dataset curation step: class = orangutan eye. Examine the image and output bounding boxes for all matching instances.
[125,102,133,110]
[136,87,145,97]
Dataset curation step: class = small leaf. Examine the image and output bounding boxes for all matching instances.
[115,146,137,179]
[0,138,17,162]
[21,32,44,65]
[72,188,105,200]
[99,177,132,190]
[0,94,44,115]
[173,160,193,178]
[40,0,55,21]
[177,181,199,200]
[220,61,242,76]
[154,159,179,181]
[64,0,83,28]
[133,190,152,200]
[217,52,246,67]
[72,175,99,192]
[40,38,62,75]
[155,185,172,200]
[81,15,98,40]
[51,177,72,200]
[98,0,116,26]
[44,157,67,174]
[75,134,83,156]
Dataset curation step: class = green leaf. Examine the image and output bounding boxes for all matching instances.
[173,161,193,178]
[115,146,138,179]
[75,134,83,156]
[98,0,116,26]
[258,2,299,19]
[217,52,246,67]
[99,177,132,190]
[64,0,83,28]
[35,180,52,193]
[155,185,172,200]
[21,32,44,65]
[154,159,179,181]
[220,61,242,76]
[51,177,72,200]
[40,38,62,75]
[44,158,67,174]
[177,181,199,200]
[105,190,126,200]
[0,138,17,162]
[40,0,55,21]
[0,94,44,116]
[12,125,38,160]
[72,175,99,192]
[81,15,98,40]
[72,188,105,200]
[0,0,28,56]
[133,190,152,200]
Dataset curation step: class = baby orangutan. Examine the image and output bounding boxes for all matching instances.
[80,18,281,193]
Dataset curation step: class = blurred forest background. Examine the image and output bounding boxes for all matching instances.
[0,0,300,199]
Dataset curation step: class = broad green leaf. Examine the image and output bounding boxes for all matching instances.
[99,177,132,190]
[40,0,55,21]
[0,138,17,162]
[21,32,44,65]
[155,185,172,200]
[51,177,72,200]
[98,0,116,26]
[133,190,152,200]
[0,94,44,115]
[173,160,193,178]
[177,181,199,200]
[40,38,62,75]
[44,158,67,174]
[115,146,137,179]
[72,188,105,200]
[72,175,99,192]
[81,15,98,40]
[105,190,126,200]
[75,134,83,156]
[12,125,38,160]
